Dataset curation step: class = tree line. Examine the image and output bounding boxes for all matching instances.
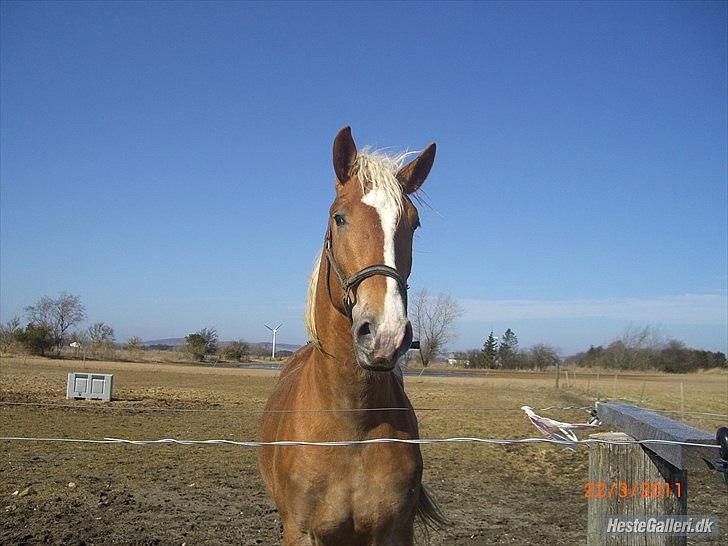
[453,325,726,373]
[181,327,258,362]
[0,293,270,364]
[454,328,561,370]
[0,293,125,359]
[566,325,726,373]
[3,293,724,373]
[0,293,111,357]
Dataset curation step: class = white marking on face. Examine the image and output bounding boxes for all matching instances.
[361,188,407,356]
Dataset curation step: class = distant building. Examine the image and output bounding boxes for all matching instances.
[447,355,470,367]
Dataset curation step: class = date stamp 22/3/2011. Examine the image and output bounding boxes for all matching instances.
[584,481,682,500]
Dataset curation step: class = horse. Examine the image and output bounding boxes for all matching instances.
[259,126,445,546]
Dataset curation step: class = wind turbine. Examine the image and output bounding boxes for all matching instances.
[264,323,283,359]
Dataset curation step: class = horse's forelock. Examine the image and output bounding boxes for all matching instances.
[351,148,415,215]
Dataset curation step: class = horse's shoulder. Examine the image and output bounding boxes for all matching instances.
[265,344,317,407]
[285,343,316,367]
[277,343,315,379]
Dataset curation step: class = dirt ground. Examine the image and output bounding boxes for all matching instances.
[1,356,726,545]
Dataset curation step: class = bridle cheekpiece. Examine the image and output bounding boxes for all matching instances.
[324,226,409,320]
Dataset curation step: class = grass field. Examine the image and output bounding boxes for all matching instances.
[1,355,726,545]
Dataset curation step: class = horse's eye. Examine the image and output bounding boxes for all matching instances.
[333,213,346,227]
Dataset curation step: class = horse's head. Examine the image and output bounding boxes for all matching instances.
[322,126,436,372]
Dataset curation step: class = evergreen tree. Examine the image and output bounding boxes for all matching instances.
[499,328,519,369]
[482,330,499,368]
[14,323,54,356]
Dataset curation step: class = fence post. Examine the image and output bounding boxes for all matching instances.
[587,403,716,546]
[587,432,687,545]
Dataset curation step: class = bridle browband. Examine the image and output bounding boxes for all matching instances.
[324,226,409,320]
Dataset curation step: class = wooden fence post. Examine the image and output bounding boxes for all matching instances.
[587,432,686,545]
[555,361,560,389]
[587,403,716,545]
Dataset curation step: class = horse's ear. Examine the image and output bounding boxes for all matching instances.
[333,126,357,184]
[397,143,436,194]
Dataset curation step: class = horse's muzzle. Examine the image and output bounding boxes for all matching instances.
[352,316,413,372]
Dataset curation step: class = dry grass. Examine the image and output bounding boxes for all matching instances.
[1,355,726,544]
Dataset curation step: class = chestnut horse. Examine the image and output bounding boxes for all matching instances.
[259,127,445,545]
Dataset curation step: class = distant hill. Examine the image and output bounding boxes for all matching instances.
[141,337,186,347]
[256,341,302,352]
[142,337,301,352]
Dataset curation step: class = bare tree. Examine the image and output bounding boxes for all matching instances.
[25,293,86,350]
[124,336,144,361]
[125,336,143,350]
[0,316,21,351]
[55,294,87,344]
[87,322,115,344]
[24,296,55,328]
[526,343,561,371]
[67,331,88,358]
[620,324,665,351]
[410,289,463,367]
[607,325,666,370]
[68,330,89,346]
[86,322,115,360]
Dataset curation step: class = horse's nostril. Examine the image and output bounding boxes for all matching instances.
[357,322,372,338]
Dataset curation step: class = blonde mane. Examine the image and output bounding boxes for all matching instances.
[303,149,414,342]
[303,250,322,343]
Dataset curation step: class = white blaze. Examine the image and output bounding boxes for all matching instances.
[361,188,407,355]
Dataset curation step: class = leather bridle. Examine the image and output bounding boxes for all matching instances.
[324,226,408,320]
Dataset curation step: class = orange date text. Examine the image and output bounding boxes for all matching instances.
[584,481,682,500]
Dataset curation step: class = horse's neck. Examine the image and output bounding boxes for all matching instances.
[311,300,368,407]
[313,247,354,361]
[307,350,404,416]
[310,257,402,410]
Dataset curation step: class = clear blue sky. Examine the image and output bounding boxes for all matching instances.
[1,1,726,355]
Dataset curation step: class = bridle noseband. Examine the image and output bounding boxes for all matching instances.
[324,226,408,320]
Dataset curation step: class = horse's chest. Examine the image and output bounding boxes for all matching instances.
[294,446,420,537]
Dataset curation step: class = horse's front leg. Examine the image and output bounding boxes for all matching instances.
[282,521,313,546]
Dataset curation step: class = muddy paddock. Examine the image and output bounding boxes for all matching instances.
[1,357,726,544]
